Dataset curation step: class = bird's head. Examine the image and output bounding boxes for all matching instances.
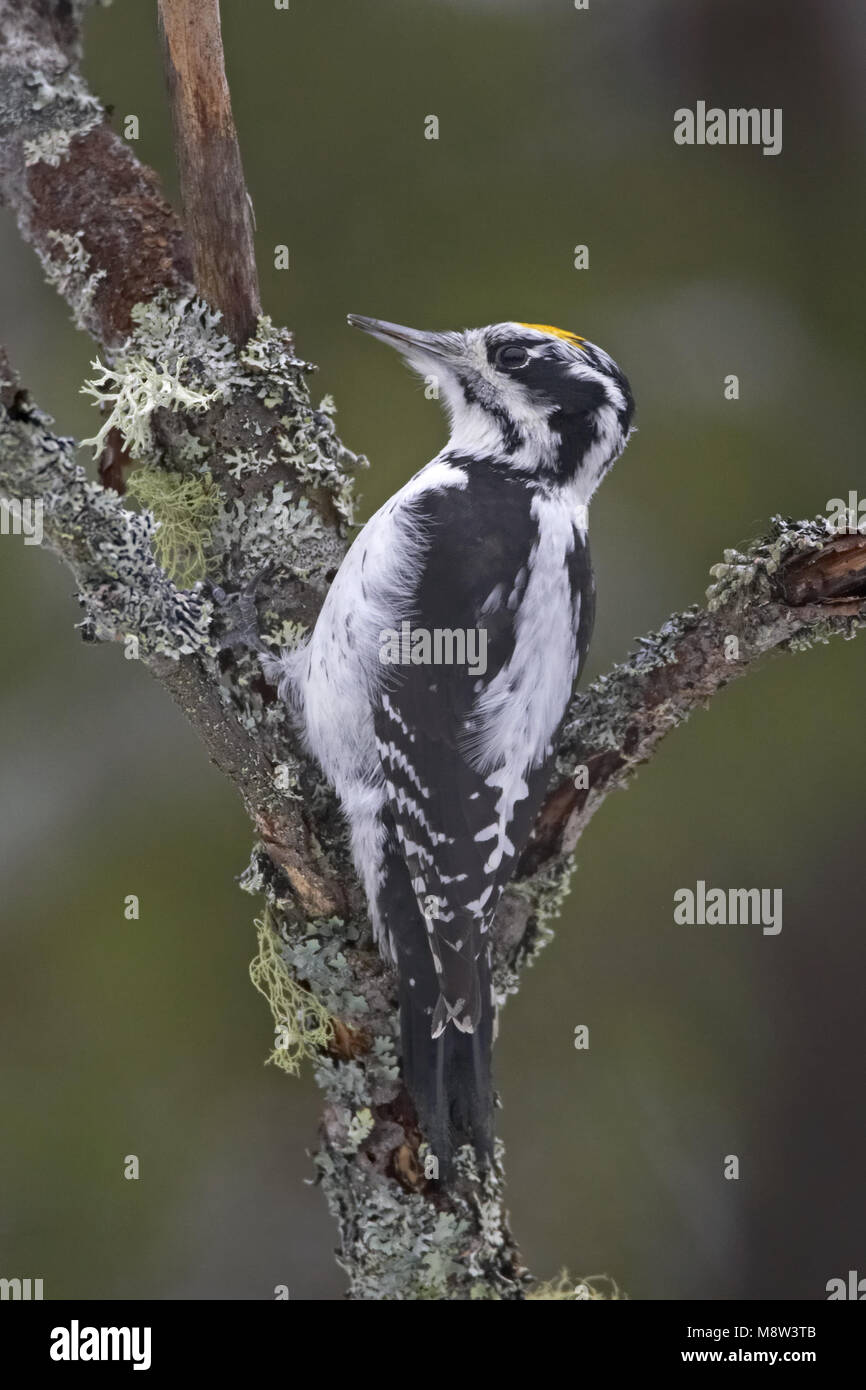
[348,315,635,499]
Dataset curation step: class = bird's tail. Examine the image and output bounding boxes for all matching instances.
[379,833,494,1176]
[398,948,494,1179]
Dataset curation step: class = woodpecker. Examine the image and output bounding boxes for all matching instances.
[274,316,634,1173]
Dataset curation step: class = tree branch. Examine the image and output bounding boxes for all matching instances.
[158,0,261,345]
[521,525,866,879]
[0,0,193,346]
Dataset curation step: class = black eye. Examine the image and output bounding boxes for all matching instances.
[494,345,529,370]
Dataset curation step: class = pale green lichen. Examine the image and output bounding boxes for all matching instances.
[79,292,247,461]
[125,467,221,586]
[527,1270,626,1301]
[241,855,397,1087]
[343,1107,376,1152]
[76,296,362,592]
[81,353,222,460]
[248,911,335,1075]
[315,1043,401,1112]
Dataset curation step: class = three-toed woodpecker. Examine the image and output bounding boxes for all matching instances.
[275,316,634,1172]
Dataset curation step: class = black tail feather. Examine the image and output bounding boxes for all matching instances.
[399,952,494,1177]
[380,828,495,1175]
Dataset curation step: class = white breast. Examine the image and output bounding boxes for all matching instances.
[464,490,584,872]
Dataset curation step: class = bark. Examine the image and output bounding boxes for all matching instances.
[1,1,864,1300]
[0,0,193,346]
[158,0,261,345]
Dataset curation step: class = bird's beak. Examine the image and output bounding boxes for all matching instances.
[347,315,456,362]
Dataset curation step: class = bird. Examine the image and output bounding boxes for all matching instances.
[272,315,635,1175]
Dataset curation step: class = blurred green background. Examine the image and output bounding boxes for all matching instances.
[1,0,864,1300]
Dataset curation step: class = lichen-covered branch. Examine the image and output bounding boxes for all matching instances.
[0,344,211,652]
[509,521,866,936]
[0,0,194,345]
[2,0,865,1303]
[459,521,866,1035]
[558,524,866,848]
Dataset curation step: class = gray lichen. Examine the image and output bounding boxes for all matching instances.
[0,387,211,657]
[705,513,836,612]
[76,294,364,600]
[40,230,106,329]
[505,861,575,979]
[315,1140,524,1300]
[241,849,375,1027]
[17,72,101,166]
[239,845,527,1299]
[0,1,102,171]
[79,294,239,458]
[557,606,702,776]
[240,317,366,525]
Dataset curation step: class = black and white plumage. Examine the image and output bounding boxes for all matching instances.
[275,317,634,1172]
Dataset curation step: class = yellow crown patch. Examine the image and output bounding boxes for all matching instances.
[517,322,586,347]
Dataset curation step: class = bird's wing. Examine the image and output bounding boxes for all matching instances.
[373,467,591,1033]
